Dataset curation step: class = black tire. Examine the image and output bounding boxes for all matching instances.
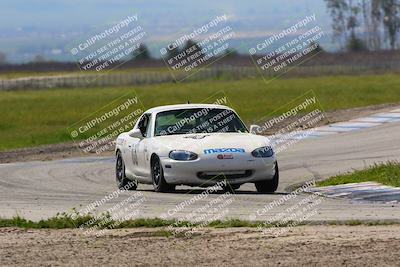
[255,162,279,193]
[151,156,175,192]
[116,151,137,190]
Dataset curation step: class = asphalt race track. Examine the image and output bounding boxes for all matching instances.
[1,121,400,222]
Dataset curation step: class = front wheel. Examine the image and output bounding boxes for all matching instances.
[255,162,279,193]
[151,156,175,192]
[116,151,137,190]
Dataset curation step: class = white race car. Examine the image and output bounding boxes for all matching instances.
[115,104,278,193]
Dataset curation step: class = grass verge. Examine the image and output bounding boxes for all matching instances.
[1,213,399,230]
[317,161,400,187]
[0,212,262,229]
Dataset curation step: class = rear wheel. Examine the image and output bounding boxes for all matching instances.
[151,156,175,192]
[255,162,279,193]
[116,151,137,190]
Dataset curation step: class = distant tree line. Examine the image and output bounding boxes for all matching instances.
[131,40,238,62]
[0,52,6,65]
[131,41,202,61]
[130,41,203,62]
[325,0,400,51]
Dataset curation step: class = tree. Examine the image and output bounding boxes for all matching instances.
[370,0,383,50]
[165,45,180,61]
[380,0,400,49]
[0,52,6,65]
[132,44,151,60]
[182,39,201,54]
[223,48,239,57]
[33,54,46,63]
[182,39,205,64]
[182,39,204,59]
[347,32,368,51]
[325,0,400,50]
[309,42,325,54]
[347,1,362,38]
[325,0,349,49]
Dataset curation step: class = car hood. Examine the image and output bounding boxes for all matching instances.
[150,132,270,156]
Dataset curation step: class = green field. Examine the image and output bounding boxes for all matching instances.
[1,74,400,151]
[317,161,400,187]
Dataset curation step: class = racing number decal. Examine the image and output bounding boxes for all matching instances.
[131,143,139,165]
[144,145,149,162]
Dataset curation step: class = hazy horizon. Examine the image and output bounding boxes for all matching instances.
[0,0,331,63]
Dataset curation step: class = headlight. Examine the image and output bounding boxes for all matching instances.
[251,146,274,158]
[169,150,198,161]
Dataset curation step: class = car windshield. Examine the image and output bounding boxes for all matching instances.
[155,108,248,136]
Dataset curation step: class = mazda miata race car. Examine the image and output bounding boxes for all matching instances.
[115,104,279,193]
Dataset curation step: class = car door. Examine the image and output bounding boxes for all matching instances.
[136,113,152,179]
[123,132,141,178]
[123,113,148,178]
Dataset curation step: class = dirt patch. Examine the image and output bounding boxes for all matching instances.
[0,142,114,164]
[1,225,399,266]
[0,103,399,164]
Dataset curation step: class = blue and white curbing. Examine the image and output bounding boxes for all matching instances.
[276,107,400,141]
[306,182,400,203]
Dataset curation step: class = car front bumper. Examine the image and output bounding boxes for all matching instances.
[160,153,277,186]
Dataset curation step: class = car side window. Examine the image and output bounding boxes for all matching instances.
[137,114,151,137]
[145,114,152,137]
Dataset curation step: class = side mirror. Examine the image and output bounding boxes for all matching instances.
[250,124,262,135]
[128,128,143,139]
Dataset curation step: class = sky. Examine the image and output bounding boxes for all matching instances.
[0,0,332,63]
